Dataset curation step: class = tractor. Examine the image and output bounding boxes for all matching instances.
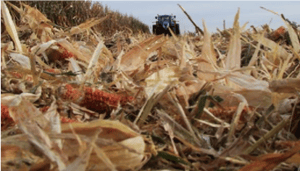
[153,14,180,36]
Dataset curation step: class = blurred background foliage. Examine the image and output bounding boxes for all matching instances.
[8,1,150,37]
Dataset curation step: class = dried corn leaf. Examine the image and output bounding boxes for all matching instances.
[60,120,148,170]
[240,143,300,171]
[226,72,270,91]
[64,144,93,171]
[44,98,62,149]
[144,66,179,96]
[227,100,247,143]
[21,3,52,30]
[2,2,300,170]
[201,20,217,66]
[90,136,147,170]
[92,143,117,171]
[248,33,263,67]
[157,109,201,147]
[1,51,7,69]
[58,39,90,63]
[1,86,42,106]
[216,72,272,107]
[31,40,57,55]
[1,144,41,170]
[9,53,31,69]
[69,16,108,36]
[9,99,68,170]
[225,9,241,70]
[1,2,23,53]
[197,20,217,81]
[282,16,300,53]
[61,118,137,137]
[68,58,84,82]
[64,129,100,171]
[135,83,171,126]
[162,122,178,155]
[119,35,164,72]
[252,34,290,61]
[83,40,104,84]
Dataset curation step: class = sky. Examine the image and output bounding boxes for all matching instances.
[97,1,300,34]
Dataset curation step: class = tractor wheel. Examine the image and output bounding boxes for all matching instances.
[166,28,172,36]
[152,25,157,34]
[156,26,163,35]
[176,24,180,35]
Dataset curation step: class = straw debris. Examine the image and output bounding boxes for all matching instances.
[1,2,300,171]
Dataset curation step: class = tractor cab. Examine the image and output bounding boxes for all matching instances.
[153,14,180,36]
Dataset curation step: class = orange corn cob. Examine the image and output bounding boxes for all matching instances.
[44,69,61,74]
[60,116,77,123]
[1,104,13,122]
[1,104,15,130]
[58,84,134,113]
[271,26,286,41]
[7,71,33,82]
[39,106,50,113]
[8,72,23,79]
[61,48,74,59]
[57,44,75,59]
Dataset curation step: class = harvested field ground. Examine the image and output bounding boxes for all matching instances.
[1,2,300,171]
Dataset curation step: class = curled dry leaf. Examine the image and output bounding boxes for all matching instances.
[119,35,165,73]
[282,15,300,54]
[8,99,68,170]
[240,142,300,171]
[61,119,150,171]
[252,33,290,62]
[196,20,217,81]
[21,3,52,30]
[69,16,108,36]
[9,53,31,69]
[144,66,179,96]
[225,8,241,70]
[1,2,23,53]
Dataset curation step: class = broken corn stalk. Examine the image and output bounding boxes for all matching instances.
[58,84,134,113]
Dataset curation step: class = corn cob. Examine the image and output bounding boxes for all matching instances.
[1,104,12,122]
[58,84,134,113]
